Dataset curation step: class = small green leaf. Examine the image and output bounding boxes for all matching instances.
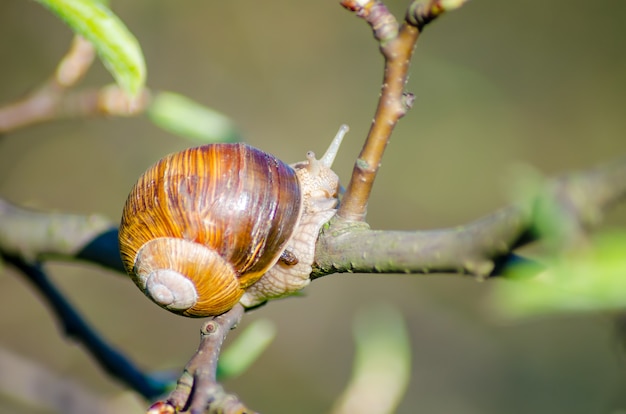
[148,92,241,143]
[35,0,146,95]
[331,304,411,414]
[216,319,276,380]
[493,231,626,317]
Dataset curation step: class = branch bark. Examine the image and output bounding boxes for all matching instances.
[317,156,626,278]
[149,304,256,414]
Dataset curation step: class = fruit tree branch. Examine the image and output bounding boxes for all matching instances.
[148,304,255,414]
[0,35,148,134]
[317,156,626,278]
[337,0,468,221]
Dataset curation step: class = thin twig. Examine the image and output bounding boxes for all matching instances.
[150,304,256,414]
[0,35,149,134]
[0,35,93,132]
[337,0,465,221]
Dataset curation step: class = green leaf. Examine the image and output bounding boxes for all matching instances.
[331,304,411,414]
[493,231,626,317]
[35,0,146,95]
[148,92,241,143]
[216,319,276,380]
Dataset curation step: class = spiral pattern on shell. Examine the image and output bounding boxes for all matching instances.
[118,143,302,317]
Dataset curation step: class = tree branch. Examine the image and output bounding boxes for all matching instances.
[0,345,140,414]
[0,198,123,271]
[149,304,256,414]
[2,255,169,400]
[316,206,527,279]
[0,35,149,134]
[337,0,467,221]
[2,2,623,413]
[316,156,626,278]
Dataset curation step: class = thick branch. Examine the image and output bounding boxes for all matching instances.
[0,198,123,271]
[316,156,626,278]
[0,346,137,414]
[315,206,527,279]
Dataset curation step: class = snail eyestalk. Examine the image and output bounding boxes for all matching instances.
[306,151,320,177]
[321,124,349,168]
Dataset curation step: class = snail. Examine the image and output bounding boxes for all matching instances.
[118,125,348,317]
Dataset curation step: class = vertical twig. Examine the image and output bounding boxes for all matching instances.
[152,304,256,414]
[337,0,468,221]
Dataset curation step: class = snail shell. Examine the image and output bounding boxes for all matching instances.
[118,126,347,317]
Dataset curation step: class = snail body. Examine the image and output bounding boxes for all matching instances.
[118,126,347,317]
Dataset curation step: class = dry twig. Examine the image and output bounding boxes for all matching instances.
[0,35,149,134]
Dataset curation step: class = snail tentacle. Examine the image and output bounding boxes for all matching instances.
[320,124,349,168]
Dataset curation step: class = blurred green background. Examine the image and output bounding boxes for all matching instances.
[1,0,626,413]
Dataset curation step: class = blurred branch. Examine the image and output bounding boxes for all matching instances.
[0,345,144,414]
[0,35,149,134]
[34,0,147,96]
[0,198,124,272]
[2,254,169,400]
[337,0,467,222]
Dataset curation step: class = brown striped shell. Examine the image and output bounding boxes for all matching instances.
[119,126,348,318]
[118,143,302,317]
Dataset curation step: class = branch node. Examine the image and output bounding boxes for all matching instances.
[341,0,399,43]
[355,158,372,171]
[98,84,150,116]
[202,321,219,336]
[406,0,468,30]
[401,92,415,111]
